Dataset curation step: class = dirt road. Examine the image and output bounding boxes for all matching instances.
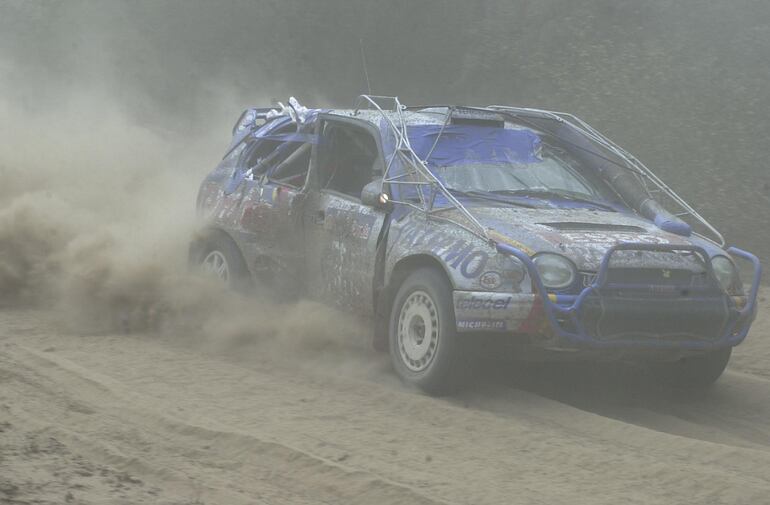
[0,291,768,505]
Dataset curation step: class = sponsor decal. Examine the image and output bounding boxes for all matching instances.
[558,232,672,246]
[486,229,535,256]
[459,250,488,278]
[393,221,490,278]
[455,295,512,311]
[350,222,372,240]
[479,271,502,290]
[647,284,678,294]
[457,319,507,330]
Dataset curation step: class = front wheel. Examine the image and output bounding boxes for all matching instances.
[388,268,468,395]
[649,347,732,388]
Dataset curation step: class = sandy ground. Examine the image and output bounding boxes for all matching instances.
[0,291,767,505]
[2,13,769,501]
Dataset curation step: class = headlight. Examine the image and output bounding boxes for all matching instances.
[532,253,576,290]
[711,255,738,291]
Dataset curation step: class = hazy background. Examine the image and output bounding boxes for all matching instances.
[1,0,769,266]
[1,6,769,503]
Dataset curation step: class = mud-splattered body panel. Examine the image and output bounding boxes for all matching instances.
[192,102,760,352]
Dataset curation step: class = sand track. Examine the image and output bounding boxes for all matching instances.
[1,301,769,505]
[1,4,768,502]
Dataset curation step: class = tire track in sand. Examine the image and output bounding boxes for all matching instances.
[3,325,770,505]
[0,343,453,505]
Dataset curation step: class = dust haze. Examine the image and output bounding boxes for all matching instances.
[1,2,770,504]
[3,0,769,259]
[0,89,371,370]
[0,9,367,367]
[2,0,767,338]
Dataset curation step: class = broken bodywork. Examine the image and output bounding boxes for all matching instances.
[192,95,761,387]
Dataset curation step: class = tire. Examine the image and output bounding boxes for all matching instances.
[649,347,732,389]
[196,233,252,293]
[388,267,468,395]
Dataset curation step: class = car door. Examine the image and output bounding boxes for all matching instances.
[235,122,314,283]
[255,142,313,273]
[303,117,388,314]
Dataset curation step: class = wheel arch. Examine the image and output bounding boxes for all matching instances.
[373,253,455,351]
[389,254,455,292]
[188,226,248,270]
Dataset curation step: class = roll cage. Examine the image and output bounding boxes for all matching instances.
[229,95,724,247]
[354,94,725,247]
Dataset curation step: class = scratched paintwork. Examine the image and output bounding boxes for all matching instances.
[315,196,385,313]
[386,213,493,285]
[434,206,714,272]
[193,101,744,342]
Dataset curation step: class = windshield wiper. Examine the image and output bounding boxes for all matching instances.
[489,189,616,211]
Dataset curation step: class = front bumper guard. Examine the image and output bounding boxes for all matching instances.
[495,242,762,349]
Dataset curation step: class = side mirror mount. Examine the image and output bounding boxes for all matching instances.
[361,180,392,211]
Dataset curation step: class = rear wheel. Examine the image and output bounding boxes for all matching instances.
[195,233,251,292]
[201,250,230,284]
[649,347,732,388]
[389,267,467,395]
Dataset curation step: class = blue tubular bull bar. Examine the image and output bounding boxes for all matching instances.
[494,242,763,349]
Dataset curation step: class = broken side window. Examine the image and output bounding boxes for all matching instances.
[242,123,304,178]
[318,122,380,199]
[268,143,312,188]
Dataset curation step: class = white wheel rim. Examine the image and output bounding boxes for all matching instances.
[397,290,439,372]
[202,250,230,284]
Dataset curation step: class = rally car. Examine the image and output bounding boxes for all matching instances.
[190,95,762,394]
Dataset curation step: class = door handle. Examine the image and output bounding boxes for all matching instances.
[314,210,325,225]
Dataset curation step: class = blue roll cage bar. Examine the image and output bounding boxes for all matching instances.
[496,241,761,349]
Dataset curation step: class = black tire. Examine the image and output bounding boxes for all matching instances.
[195,232,252,293]
[649,347,732,388]
[388,267,468,395]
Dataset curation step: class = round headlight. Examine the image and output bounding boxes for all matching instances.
[532,253,576,290]
[711,255,738,291]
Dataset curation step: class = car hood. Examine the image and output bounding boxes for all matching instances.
[440,206,718,272]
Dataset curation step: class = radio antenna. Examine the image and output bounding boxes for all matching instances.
[359,38,372,95]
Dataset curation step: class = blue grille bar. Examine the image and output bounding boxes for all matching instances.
[495,242,762,349]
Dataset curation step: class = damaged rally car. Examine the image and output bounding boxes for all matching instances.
[191,95,762,394]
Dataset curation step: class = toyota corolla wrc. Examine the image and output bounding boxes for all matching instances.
[190,95,762,394]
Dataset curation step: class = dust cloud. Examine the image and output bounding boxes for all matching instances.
[0,80,369,369]
[1,5,770,504]
[3,0,769,262]
[0,0,766,358]
[0,0,376,376]
[0,0,767,380]
[1,0,766,376]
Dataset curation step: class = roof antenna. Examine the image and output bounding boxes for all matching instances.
[360,38,372,96]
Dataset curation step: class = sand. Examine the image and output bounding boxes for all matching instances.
[0,292,768,505]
